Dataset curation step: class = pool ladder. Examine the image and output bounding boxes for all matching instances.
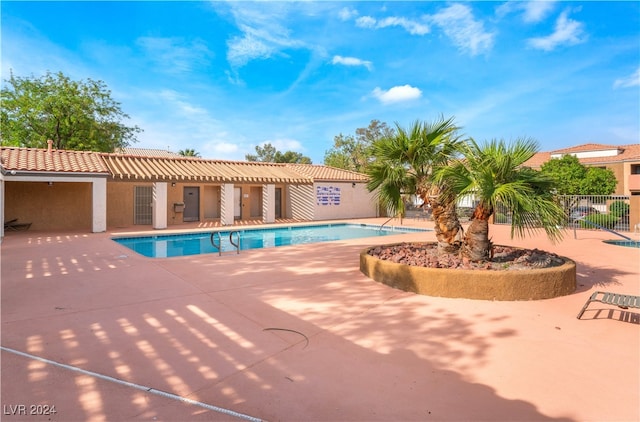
[210,231,241,256]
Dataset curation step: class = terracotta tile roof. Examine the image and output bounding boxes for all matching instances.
[117,147,185,158]
[525,143,640,168]
[285,164,369,182]
[101,154,314,184]
[0,147,369,183]
[551,143,621,154]
[523,152,551,169]
[0,147,110,174]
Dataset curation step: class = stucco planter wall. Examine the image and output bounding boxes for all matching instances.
[360,244,576,301]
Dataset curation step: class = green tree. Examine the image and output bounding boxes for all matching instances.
[274,150,312,164]
[246,143,311,163]
[540,154,617,195]
[437,138,566,262]
[1,71,141,152]
[178,149,201,157]
[366,117,465,253]
[246,143,277,162]
[324,119,394,172]
[582,167,617,195]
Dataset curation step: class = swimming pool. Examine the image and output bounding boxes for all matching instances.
[113,223,427,258]
[603,239,640,248]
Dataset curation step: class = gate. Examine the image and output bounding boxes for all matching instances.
[134,186,153,225]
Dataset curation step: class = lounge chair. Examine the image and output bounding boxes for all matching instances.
[577,291,640,319]
[4,219,32,231]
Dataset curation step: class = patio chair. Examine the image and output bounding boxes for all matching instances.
[4,218,32,231]
[577,291,640,319]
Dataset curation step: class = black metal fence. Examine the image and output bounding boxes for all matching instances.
[493,195,631,232]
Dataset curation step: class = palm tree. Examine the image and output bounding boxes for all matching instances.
[178,148,201,157]
[367,117,465,253]
[437,138,566,262]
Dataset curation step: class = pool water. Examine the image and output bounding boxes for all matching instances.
[113,223,427,258]
[603,239,640,248]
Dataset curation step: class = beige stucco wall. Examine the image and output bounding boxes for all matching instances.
[585,161,637,195]
[4,181,92,231]
[313,182,378,220]
[604,162,625,195]
[106,181,143,228]
[107,181,291,228]
[360,245,577,301]
[0,171,4,240]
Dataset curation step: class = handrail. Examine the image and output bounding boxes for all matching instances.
[210,231,241,256]
[573,217,632,240]
[229,231,240,254]
[379,216,395,231]
[210,231,222,256]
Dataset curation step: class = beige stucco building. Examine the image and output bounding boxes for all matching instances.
[525,143,640,196]
[0,146,379,238]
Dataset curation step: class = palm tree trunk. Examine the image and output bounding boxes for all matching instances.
[419,186,463,254]
[463,205,493,262]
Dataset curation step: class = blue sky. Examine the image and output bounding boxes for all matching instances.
[2,1,639,163]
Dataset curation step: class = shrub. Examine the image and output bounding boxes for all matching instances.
[609,200,629,218]
[494,212,510,224]
[580,213,619,229]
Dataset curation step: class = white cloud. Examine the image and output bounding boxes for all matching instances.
[355,16,377,29]
[331,55,372,71]
[496,1,556,23]
[522,1,556,23]
[265,138,304,151]
[136,37,212,74]
[613,67,640,89]
[527,9,586,51]
[378,17,429,36]
[224,4,305,68]
[338,7,358,21]
[132,89,241,159]
[371,85,422,104]
[211,141,239,154]
[227,32,275,67]
[356,15,429,36]
[429,4,494,56]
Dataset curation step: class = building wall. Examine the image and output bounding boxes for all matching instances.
[107,181,138,228]
[0,171,5,240]
[602,162,625,195]
[313,182,378,220]
[107,181,292,228]
[288,184,315,220]
[106,180,377,229]
[5,181,92,231]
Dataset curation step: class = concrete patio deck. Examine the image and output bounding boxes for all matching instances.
[1,218,639,421]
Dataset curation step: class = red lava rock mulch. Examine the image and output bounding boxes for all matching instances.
[367,242,567,271]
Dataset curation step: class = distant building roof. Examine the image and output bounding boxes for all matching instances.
[525,143,640,168]
[117,147,185,158]
[285,164,369,182]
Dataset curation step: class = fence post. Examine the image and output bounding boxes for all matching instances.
[630,196,640,233]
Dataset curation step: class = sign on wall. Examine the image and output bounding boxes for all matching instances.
[316,186,341,206]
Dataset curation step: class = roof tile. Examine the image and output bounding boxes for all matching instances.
[525,143,640,168]
[285,164,369,181]
[100,154,314,184]
[1,147,371,183]
[0,147,109,174]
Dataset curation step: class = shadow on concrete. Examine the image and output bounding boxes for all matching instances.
[0,231,580,421]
